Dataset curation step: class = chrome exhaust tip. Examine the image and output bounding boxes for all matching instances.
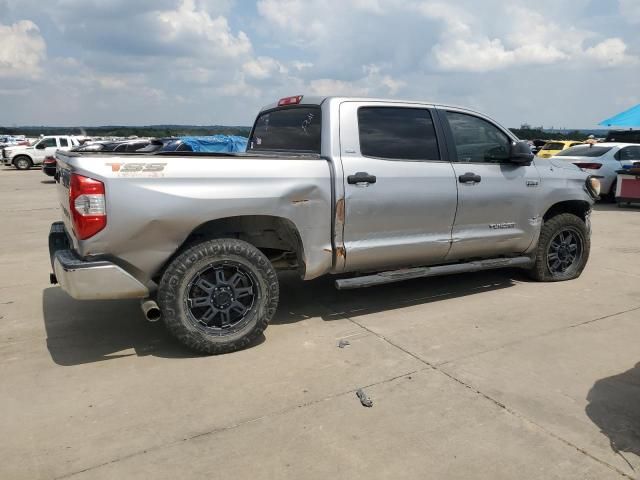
[141,299,162,322]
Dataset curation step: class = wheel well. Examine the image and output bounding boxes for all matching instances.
[543,200,591,222]
[162,215,305,277]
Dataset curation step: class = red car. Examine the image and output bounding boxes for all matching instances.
[42,156,56,177]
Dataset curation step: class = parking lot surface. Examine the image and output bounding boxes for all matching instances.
[1,168,639,479]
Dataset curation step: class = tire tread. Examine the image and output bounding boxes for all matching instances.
[529,213,590,282]
[158,239,279,354]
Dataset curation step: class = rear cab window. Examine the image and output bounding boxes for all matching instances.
[248,107,321,153]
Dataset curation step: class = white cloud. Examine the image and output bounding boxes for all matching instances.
[157,0,251,58]
[256,0,328,45]
[308,64,405,96]
[417,3,636,72]
[584,38,636,67]
[243,57,287,79]
[0,20,46,79]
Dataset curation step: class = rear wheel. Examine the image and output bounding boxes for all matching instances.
[529,213,590,282]
[158,239,279,354]
[13,156,32,170]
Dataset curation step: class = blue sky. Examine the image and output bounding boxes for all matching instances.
[0,0,638,128]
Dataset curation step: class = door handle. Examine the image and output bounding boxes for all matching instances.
[458,172,482,183]
[348,172,377,185]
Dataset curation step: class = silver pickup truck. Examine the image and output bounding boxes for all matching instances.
[49,96,601,354]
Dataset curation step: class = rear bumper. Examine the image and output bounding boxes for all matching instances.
[49,222,149,300]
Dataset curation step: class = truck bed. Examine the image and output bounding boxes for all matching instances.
[54,150,335,283]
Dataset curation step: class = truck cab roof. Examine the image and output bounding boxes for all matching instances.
[258,95,486,117]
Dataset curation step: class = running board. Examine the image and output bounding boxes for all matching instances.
[335,256,533,290]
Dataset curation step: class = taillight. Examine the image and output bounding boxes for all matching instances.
[278,95,303,106]
[69,173,106,239]
[574,162,602,170]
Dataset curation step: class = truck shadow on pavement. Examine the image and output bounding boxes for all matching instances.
[272,269,518,325]
[43,269,518,366]
[42,287,204,365]
[586,363,640,463]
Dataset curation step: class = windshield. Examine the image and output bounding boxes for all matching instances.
[556,146,612,157]
[541,142,565,150]
[248,107,321,153]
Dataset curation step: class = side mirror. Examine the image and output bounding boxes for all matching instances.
[35,142,46,150]
[510,141,534,165]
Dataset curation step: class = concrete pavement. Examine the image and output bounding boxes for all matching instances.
[1,168,639,479]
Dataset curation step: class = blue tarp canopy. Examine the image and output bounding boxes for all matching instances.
[180,135,248,152]
[599,104,640,128]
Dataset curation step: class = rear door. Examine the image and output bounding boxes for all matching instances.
[339,101,458,272]
[58,137,70,151]
[440,109,541,260]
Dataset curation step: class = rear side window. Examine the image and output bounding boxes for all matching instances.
[249,107,321,153]
[617,146,640,161]
[556,146,612,157]
[357,107,439,160]
[59,138,69,147]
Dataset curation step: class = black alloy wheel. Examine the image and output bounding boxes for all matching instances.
[185,262,258,336]
[546,228,583,276]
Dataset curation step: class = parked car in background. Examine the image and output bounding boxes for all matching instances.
[42,156,57,177]
[604,130,640,144]
[135,138,176,153]
[537,140,585,158]
[2,135,80,170]
[72,139,152,153]
[531,139,547,154]
[554,143,640,201]
[160,139,193,152]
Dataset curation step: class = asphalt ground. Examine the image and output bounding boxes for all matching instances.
[1,167,639,479]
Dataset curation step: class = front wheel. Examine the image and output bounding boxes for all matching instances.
[158,239,279,354]
[529,213,590,282]
[13,156,33,170]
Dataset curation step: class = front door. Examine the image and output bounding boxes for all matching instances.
[339,102,458,272]
[440,109,541,260]
[34,137,58,162]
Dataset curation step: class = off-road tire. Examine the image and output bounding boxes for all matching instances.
[158,239,279,354]
[13,156,33,170]
[529,213,590,282]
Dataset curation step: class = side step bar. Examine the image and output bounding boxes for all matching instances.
[335,256,533,290]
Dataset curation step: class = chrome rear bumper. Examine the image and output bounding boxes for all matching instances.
[49,222,149,300]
